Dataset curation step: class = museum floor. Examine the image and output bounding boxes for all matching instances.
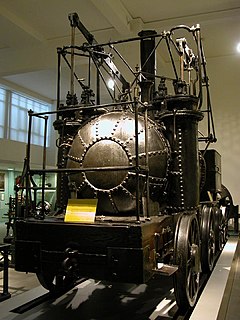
[0,222,240,319]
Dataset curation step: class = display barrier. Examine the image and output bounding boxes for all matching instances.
[0,243,11,302]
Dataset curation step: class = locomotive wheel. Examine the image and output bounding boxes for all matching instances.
[201,205,215,273]
[214,207,228,251]
[37,265,74,293]
[37,270,55,291]
[173,213,201,312]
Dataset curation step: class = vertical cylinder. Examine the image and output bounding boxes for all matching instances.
[160,97,203,211]
[70,26,75,97]
[138,30,157,103]
[56,48,62,116]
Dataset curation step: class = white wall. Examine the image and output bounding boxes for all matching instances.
[0,137,56,170]
[207,55,240,205]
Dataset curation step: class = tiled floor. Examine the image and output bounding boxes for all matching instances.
[0,268,39,298]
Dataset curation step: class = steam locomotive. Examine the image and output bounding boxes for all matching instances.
[14,13,233,312]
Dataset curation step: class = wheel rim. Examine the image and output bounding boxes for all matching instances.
[187,243,200,303]
[208,228,215,267]
[201,205,215,272]
[174,213,200,311]
[37,270,55,291]
[214,206,228,251]
[220,206,229,245]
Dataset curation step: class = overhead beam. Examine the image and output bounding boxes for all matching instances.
[145,6,240,30]
[90,0,133,35]
[0,4,45,42]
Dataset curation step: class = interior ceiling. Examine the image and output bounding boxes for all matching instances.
[0,0,240,101]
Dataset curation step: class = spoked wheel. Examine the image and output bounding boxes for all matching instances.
[201,205,215,273]
[173,213,201,312]
[214,206,229,252]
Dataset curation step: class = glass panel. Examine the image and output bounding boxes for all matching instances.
[10,91,51,146]
[0,87,6,138]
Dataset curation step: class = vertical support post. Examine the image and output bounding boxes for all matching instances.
[26,111,33,169]
[96,69,100,105]
[138,30,156,218]
[25,111,33,218]
[41,116,48,217]
[134,96,140,222]
[144,106,150,218]
[56,48,62,117]
[88,55,91,88]
[195,25,203,110]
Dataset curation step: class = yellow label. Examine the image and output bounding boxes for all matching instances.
[64,199,98,223]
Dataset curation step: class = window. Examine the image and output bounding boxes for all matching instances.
[0,172,5,190]
[0,87,52,147]
[0,88,6,138]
